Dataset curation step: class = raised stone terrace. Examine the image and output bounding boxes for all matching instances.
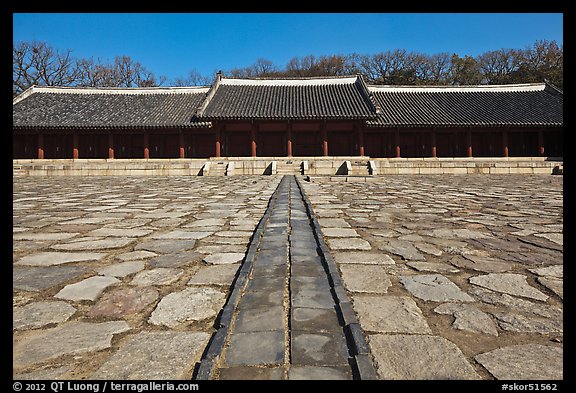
[13,174,562,380]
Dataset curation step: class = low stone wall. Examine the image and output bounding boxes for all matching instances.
[13,157,563,177]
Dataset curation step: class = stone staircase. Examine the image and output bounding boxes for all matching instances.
[203,161,227,176]
[349,159,370,176]
[276,159,304,175]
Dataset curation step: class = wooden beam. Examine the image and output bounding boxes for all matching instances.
[538,129,545,156]
[108,133,114,159]
[395,128,401,158]
[431,128,437,158]
[251,123,257,157]
[215,124,221,158]
[37,133,44,159]
[467,128,473,158]
[73,133,79,159]
[357,122,364,156]
[179,130,185,159]
[321,122,328,156]
[502,129,509,158]
[287,122,293,157]
[144,133,150,159]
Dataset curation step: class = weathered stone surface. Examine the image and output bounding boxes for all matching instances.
[13,365,72,380]
[13,301,77,330]
[318,218,351,228]
[131,268,184,286]
[203,252,245,265]
[451,255,513,273]
[321,228,359,238]
[291,332,350,366]
[533,232,563,245]
[148,251,204,268]
[150,231,213,240]
[51,238,134,251]
[468,286,562,320]
[491,311,562,334]
[116,250,157,261]
[89,287,159,318]
[427,228,492,239]
[333,251,394,265]
[13,232,79,241]
[400,274,474,302]
[16,251,107,266]
[186,218,227,227]
[187,264,239,286]
[92,331,210,379]
[469,273,548,301]
[378,239,425,261]
[215,230,253,238]
[55,276,120,301]
[13,266,88,292]
[353,295,431,334]
[219,367,284,380]
[529,264,563,278]
[195,245,246,254]
[134,239,196,254]
[235,306,284,332]
[475,344,563,380]
[291,307,341,333]
[434,303,498,336]
[406,262,460,274]
[97,261,145,278]
[537,277,563,299]
[327,238,371,250]
[87,228,152,237]
[148,287,226,327]
[288,366,352,380]
[369,334,480,380]
[414,242,443,256]
[225,331,284,366]
[339,265,391,293]
[13,321,130,368]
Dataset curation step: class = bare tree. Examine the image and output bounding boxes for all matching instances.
[172,69,212,86]
[13,41,80,95]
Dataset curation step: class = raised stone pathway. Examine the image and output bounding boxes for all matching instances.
[198,176,374,380]
[13,174,563,380]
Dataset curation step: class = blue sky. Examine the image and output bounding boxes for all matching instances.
[13,13,563,83]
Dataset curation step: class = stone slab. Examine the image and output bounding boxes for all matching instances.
[55,276,120,301]
[451,255,513,273]
[469,273,549,301]
[369,334,480,380]
[491,311,562,334]
[327,238,371,251]
[291,307,341,333]
[406,262,460,274]
[288,366,352,380]
[92,331,210,380]
[187,264,239,286]
[225,331,285,366]
[474,344,562,380]
[89,286,159,318]
[13,301,77,330]
[529,264,563,278]
[13,232,79,241]
[97,261,145,278]
[148,251,204,268]
[16,251,107,267]
[434,303,498,336]
[333,251,395,265]
[219,367,284,380]
[537,277,563,299]
[87,228,152,237]
[203,252,245,265]
[13,321,130,369]
[353,295,431,334]
[116,250,157,261]
[291,332,350,366]
[317,218,351,228]
[13,266,89,292]
[51,238,134,251]
[235,306,284,332]
[321,228,359,238]
[148,287,226,328]
[400,274,474,302]
[134,239,197,254]
[339,265,391,293]
[130,268,184,286]
[378,239,426,261]
[150,231,213,240]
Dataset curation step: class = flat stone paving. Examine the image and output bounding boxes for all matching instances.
[13,174,563,380]
[13,176,280,379]
[300,174,563,380]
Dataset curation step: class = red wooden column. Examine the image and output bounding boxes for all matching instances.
[108,133,114,159]
[502,130,509,158]
[37,134,44,159]
[431,129,437,158]
[215,125,221,158]
[144,133,150,159]
[287,122,293,157]
[73,133,79,159]
[467,128,473,158]
[251,123,257,157]
[321,123,328,156]
[179,131,185,158]
[538,129,545,156]
[395,128,401,158]
[357,123,365,156]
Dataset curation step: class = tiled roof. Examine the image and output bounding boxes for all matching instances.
[367,83,563,127]
[13,86,211,129]
[195,75,378,120]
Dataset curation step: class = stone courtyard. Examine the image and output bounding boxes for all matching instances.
[13,174,563,380]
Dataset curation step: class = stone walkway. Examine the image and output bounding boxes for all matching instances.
[13,174,563,380]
